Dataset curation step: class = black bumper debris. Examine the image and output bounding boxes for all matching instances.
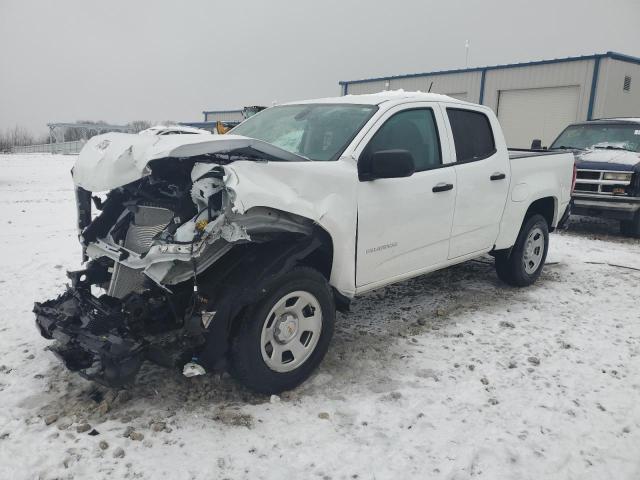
[34,289,145,387]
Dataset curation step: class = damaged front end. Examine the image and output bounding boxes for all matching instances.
[34,133,321,387]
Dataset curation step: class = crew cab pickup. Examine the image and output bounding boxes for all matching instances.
[549,118,640,237]
[34,92,574,394]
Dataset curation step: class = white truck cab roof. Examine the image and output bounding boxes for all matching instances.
[286,90,472,107]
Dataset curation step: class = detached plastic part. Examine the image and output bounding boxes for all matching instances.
[34,289,146,387]
[182,361,206,378]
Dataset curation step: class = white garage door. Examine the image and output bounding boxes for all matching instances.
[497,86,580,148]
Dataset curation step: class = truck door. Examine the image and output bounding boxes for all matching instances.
[444,106,510,259]
[356,104,457,289]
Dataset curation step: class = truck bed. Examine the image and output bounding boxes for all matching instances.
[495,149,574,250]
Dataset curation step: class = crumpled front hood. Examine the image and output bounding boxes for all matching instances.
[576,148,640,170]
[72,132,304,192]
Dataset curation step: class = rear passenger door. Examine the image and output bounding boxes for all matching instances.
[445,106,510,259]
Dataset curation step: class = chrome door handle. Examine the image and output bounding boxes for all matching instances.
[432,183,454,193]
[490,172,506,181]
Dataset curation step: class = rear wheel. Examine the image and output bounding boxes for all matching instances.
[495,214,549,287]
[228,266,335,394]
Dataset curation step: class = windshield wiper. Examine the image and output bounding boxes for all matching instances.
[549,145,583,151]
[593,145,635,152]
[206,146,310,164]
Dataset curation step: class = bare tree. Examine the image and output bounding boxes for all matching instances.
[0,125,36,152]
[0,119,159,153]
[127,120,152,133]
[0,131,10,152]
[9,125,34,146]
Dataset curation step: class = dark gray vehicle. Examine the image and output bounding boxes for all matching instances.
[549,118,640,237]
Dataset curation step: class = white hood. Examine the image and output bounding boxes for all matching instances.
[72,132,305,192]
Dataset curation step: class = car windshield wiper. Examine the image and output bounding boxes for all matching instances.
[593,145,636,152]
[549,145,583,150]
[206,146,311,164]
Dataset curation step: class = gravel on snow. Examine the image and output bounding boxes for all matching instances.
[0,154,639,480]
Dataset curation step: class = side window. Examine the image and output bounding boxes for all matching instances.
[446,108,496,162]
[366,109,442,172]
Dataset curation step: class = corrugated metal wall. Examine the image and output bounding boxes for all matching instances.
[593,58,640,118]
[345,71,482,102]
[389,71,482,102]
[346,80,389,95]
[340,58,607,147]
[482,59,595,120]
[340,53,640,148]
[203,111,244,122]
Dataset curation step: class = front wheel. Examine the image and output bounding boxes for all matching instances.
[228,266,335,394]
[495,214,549,287]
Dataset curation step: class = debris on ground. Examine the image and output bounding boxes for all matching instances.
[44,415,58,426]
[76,423,91,433]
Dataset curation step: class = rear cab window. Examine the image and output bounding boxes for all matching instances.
[446,108,496,162]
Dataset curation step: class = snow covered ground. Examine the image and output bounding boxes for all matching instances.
[1,153,639,480]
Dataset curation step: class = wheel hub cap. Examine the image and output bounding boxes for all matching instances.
[522,226,545,274]
[260,290,323,373]
[274,314,299,343]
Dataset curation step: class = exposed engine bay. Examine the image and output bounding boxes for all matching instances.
[34,133,334,387]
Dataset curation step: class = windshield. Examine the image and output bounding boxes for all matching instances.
[550,123,640,152]
[230,104,378,161]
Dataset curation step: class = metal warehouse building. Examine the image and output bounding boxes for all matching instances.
[339,51,640,148]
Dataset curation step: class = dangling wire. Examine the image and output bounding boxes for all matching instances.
[188,229,202,317]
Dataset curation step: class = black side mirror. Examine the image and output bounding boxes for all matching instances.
[530,139,542,150]
[359,149,415,181]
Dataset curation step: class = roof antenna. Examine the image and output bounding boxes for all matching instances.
[428,82,433,93]
[465,40,470,68]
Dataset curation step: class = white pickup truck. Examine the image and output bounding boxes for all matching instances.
[34,92,574,394]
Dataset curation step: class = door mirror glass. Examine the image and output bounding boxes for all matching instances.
[363,149,415,180]
[530,138,542,150]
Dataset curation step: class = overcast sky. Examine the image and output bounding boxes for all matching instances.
[1,0,639,135]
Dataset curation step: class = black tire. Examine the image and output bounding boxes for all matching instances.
[228,266,335,394]
[620,213,640,238]
[495,214,549,287]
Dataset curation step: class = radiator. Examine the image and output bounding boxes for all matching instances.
[107,206,174,298]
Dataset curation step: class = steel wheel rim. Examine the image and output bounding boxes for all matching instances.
[260,290,323,373]
[523,226,545,274]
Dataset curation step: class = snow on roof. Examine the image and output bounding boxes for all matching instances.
[285,90,471,106]
[139,125,212,136]
[577,117,640,125]
[607,117,640,123]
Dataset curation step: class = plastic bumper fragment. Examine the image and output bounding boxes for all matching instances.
[33,289,145,387]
